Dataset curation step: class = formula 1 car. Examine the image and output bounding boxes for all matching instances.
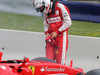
[0,52,84,75]
[0,52,100,75]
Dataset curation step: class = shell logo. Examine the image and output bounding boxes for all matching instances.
[28,66,35,75]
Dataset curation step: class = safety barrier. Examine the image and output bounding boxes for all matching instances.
[0,0,100,23]
[60,1,100,23]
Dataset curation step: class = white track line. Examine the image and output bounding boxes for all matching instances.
[0,29,44,34]
[0,29,100,39]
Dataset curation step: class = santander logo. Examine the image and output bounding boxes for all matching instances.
[47,17,61,23]
[40,67,65,72]
[40,67,45,71]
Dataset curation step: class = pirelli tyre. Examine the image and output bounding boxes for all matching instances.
[32,57,57,63]
[85,69,100,75]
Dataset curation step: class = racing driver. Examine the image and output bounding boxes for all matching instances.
[33,0,72,65]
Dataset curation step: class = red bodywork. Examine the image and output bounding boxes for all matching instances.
[0,53,85,75]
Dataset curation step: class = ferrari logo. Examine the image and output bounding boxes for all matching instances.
[28,66,35,74]
[55,51,58,54]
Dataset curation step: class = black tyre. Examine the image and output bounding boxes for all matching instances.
[85,69,100,75]
[32,57,56,63]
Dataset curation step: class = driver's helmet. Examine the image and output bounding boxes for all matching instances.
[33,0,51,14]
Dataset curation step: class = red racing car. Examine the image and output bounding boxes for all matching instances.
[0,52,100,75]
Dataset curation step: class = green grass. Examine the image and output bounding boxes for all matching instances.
[0,12,100,37]
[0,12,44,32]
[69,21,100,37]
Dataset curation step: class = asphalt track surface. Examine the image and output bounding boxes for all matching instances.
[0,29,100,73]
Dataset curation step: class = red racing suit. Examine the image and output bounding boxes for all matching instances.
[44,2,72,65]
